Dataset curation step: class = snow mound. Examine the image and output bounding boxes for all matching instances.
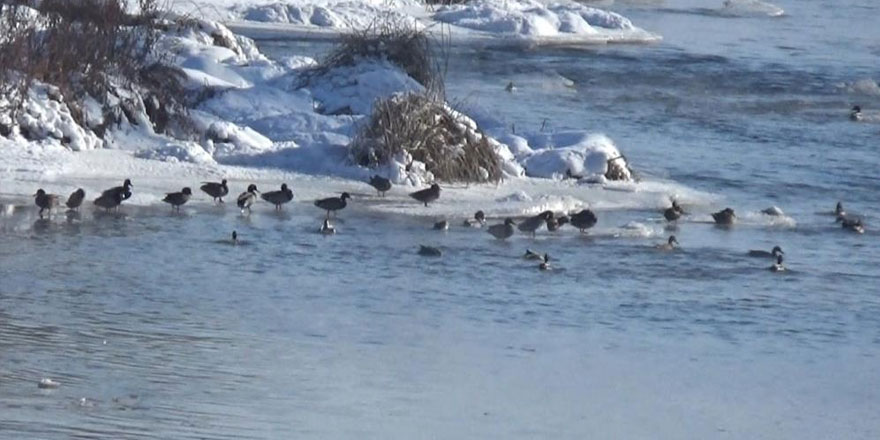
[1,85,103,151]
[306,59,425,115]
[721,0,784,17]
[434,0,659,42]
[134,142,216,165]
[237,1,417,29]
[521,132,632,180]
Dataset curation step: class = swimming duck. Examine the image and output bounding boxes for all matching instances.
[838,216,865,234]
[518,211,553,237]
[835,201,846,217]
[33,189,61,217]
[850,105,862,122]
[418,245,442,257]
[260,183,294,210]
[320,219,336,235]
[538,254,551,271]
[547,215,569,232]
[524,249,543,260]
[409,184,441,207]
[200,179,229,203]
[569,209,598,233]
[712,207,736,225]
[162,187,192,211]
[462,210,486,227]
[769,254,785,272]
[65,188,85,210]
[368,175,392,197]
[93,191,125,211]
[232,230,239,245]
[236,184,259,213]
[505,81,516,93]
[664,200,684,222]
[748,245,783,258]
[655,235,679,251]
[487,218,516,240]
[433,220,449,230]
[314,192,351,218]
[101,178,133,201]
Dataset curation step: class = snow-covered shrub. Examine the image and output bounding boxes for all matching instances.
[350,92,504,183]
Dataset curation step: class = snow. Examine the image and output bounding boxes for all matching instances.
[520,132,631,180]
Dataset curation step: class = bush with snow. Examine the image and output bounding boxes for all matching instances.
[521,132,633,181]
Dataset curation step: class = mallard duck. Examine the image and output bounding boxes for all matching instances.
[320,219,336,235]
[65,188,85,210]
[487,218,516,240]
[748,245,783,258]
[518,211,553,237]
[409,184,441,207]
[505,81,516,93]
[547,215,569,232]
[93,191,124,211]
[835,201,846,217]
[236,184,259,213]
[463,210,486,227]
[712,207,736,225]
[314,192,350,218]
[538,254,551,271]
[664,200,685,222]
[850,105,862,122]
[231,230,239,245]
[418,245,442,257]
[101,179,132,201]
[655,235,679,251]
[200,179,228,203]
[433,220,449,230]
[261,183,294,210]
[33,189,61,217]
[162,187,192,211]
[524,249,543,260]
[569,209,598,232]
[769,254,785,272]
[838,216,865,234]
[368,175,392,197]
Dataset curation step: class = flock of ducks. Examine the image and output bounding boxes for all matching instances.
[29,174,867,273]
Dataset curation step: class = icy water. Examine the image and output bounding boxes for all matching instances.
[3,0,880,438]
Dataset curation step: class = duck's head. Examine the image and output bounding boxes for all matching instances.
[669,235,679,246]
[341,192,351,200]
[247,184,258,193]
[852,105,861,113]
[322,219,332,228]
[772,245,784,256]
[504,218,516,226]
[34,189,46,197]
[281,183,289,191]
[539,210,554,220]
[232,230,238,241]
[557,215,569,225]
[836,201,844,214]
[543,253,550,263]
[776,254,784,265]
[182,187,192,195]
[221,179,228,185]
[430,184,441,191]
[123,178,133,189]
[475,210,486,222]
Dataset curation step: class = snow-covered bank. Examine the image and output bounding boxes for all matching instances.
[178,0,661,46]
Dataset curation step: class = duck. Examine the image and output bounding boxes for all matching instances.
[838,216,865,234]
[433,220,449,230]
[200,179,229,203]
[664,200,684,222]
[162,187,192,211]
[368,175,392,197]
[655,235,679,251]
[462,210,486,227]
[769,254,785,272]
[850,105,862,122]
[547,215,569,232]
[569,209,598,233]
[538,254,551,271]
[835,201,846,217]
[747,245,783,258]
[712,207,736,225]
[518,211,553,237]
[33,189,61,217]
[487,218,516,240]
[101,178,133,201]
[524,249,544,260]
[65,188,85,211]
[231,230,239,245]
[314,192,351,218]
[409,184,441,207]
[236,184,259,213]
[418,245,442,257]
[505,81,516,93]
[260,183,294,210]
[320,219,336,235]
[93,191,125,212]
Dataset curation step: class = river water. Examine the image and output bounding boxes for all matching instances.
[2,0,879,438]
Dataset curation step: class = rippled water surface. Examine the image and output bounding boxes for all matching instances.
[3,1,880,438]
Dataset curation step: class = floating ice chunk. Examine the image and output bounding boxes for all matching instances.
[38,378,60,389]
[721,0,784,17]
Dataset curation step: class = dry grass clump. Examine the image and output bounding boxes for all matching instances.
[301,17,445,94]
[350,92,502,183]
